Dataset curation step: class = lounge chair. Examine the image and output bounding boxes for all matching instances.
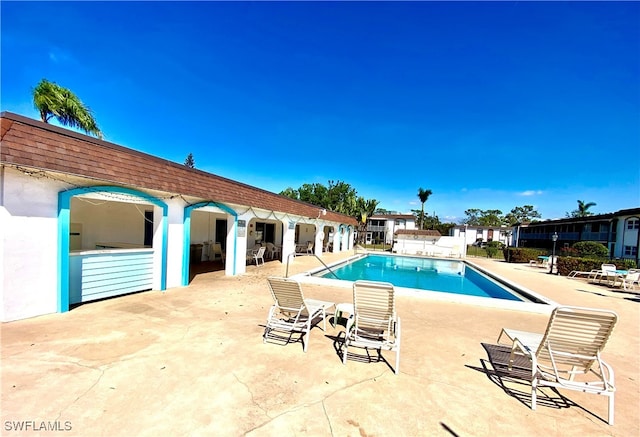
[567,269,598,279]
[263,277,334,352]
[609,270,639,291]
[342,280,401,374]
[497,306,618,425]
[588,264,616,283]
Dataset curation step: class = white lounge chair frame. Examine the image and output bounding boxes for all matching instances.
[609,270,639,291]
[264,277,334,352]
[498,306,618,425]
[588,264,616,283]
[342,280,401,374]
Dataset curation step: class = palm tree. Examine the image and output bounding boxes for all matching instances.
[576,200,596,217]
[356,197,379,244]
[32,79,102,138]
[417,188,433,230]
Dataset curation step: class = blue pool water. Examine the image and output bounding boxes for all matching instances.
[318,254,524,301]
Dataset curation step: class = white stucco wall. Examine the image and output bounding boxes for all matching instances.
[615,214,639,259]
[393,235,465,258]
[1,168,64,321]
[164,198,184,289]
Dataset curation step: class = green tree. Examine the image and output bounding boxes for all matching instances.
[566,200,597,218]
[503,205,542,225]
[184,153,195,168]
[417,187,432,230]
[463,208,505,226]
[463,208,483,226]
[32,78,102,138]
[478,209,504,226]
[279,180,378,224]
[280,187,300,200]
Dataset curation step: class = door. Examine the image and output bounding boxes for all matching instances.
[215,219,227,249]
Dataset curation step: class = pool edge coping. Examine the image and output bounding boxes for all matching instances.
[291,252,558,314]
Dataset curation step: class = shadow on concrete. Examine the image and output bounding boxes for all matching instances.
[466,342,610,425]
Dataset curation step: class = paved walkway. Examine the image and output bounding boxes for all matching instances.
[2,253,638,436]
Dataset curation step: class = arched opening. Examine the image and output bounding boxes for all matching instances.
[58,186,168,313]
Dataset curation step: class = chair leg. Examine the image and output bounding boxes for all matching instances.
[342,339,348,365]
[608,393,615,425]
[531,378,538,410]
[303,319,311,352]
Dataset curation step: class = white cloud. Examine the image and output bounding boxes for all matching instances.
[48,48,72,64]
[519,190,543,196]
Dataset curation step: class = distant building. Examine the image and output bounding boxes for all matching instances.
[514,208,639,263]
[449,225,513,247]
[366,214,416,245]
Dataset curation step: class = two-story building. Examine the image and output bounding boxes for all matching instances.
[365,214,416,245]
[514,208,639,263]
[449,225,513,247]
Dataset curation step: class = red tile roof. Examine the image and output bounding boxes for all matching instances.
[1,112,357,225]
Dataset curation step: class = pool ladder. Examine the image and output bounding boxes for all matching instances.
[285,253,340,280]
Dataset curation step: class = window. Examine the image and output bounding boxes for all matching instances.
[627,219,639,230]
[624,246,637,256]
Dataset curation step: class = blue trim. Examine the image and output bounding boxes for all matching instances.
[58,186,168,313]
[57,203,70,313]
[182,201,238,285]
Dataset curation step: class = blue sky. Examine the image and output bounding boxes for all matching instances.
[2,1,638,222]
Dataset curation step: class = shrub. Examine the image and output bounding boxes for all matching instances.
[556,257,602,276]
[560,246,580,257]
[572,241,609,259]
[486,246,499,258]
[505,247,548,263]
[556,257,637,276]
[487,241,504,249]
[617,258,638,270]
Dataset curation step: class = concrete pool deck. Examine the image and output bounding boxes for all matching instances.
[1,252,638,436]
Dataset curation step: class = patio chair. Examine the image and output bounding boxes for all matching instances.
[306,241,314,255]
[263,277,334,352]
[212,242,225,264]
[265,242,281,260]
[248,246,266,266]
[342,280,401,374]
[497,306,618,425]
[324,240,332,252]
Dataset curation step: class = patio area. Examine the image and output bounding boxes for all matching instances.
[1,253,638,436]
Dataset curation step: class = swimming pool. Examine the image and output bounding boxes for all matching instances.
[312,254,548,304]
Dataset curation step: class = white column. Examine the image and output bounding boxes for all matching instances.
[314,226,324,256]
[281,219,297,263]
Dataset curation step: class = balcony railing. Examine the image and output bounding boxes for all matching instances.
[366,225,386,232]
